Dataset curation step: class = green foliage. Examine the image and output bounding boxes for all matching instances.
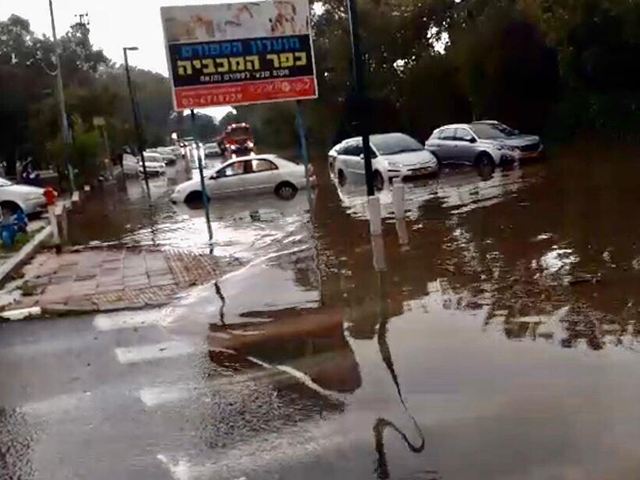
[4,0,640,171]
[71,125,101,183]
[0,15,180,183]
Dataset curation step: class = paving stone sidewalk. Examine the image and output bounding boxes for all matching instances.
[4,248,219,314]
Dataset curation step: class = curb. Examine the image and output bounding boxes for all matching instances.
[40,300,172,317]
[0,226,52,289]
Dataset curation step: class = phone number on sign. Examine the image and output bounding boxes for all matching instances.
[179,93,243,107]
[175,77,317,108]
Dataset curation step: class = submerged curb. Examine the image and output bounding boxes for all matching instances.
[0,226,52,288]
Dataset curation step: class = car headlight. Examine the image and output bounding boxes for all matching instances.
[387,161,401,169]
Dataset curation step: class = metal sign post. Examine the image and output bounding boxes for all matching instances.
[347,0,374,197]
[190,109,213,243]
[295,100,311,191]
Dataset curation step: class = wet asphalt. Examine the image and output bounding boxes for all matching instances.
[3,144,640,479]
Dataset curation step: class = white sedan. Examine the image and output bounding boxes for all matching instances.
[0,178,45,215]
[329,133,439,189]
[171,155,314,203]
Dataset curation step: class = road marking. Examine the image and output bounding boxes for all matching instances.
[115,341,196,364]
[139,385,194,407]
[93,308,166,331]
[22,392,89,418]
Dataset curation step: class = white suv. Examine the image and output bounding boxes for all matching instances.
[329,133,439,189]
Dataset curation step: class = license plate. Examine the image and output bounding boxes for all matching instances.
[413,168,431,175]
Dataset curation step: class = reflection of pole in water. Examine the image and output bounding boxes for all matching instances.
[395,217,409,249]
[214,280,226,325]
[373,271,426,479]
[371,234,386,272]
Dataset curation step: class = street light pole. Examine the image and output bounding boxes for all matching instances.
[347,0,374,197]
[123,47,149,191]
[48,0,75,193]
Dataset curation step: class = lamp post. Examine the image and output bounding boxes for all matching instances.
[48,0,75,192]
[123,46,149,191]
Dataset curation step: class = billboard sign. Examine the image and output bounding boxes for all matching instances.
[161,0,318,110]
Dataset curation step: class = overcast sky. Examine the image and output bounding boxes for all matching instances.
[1,0,238,118]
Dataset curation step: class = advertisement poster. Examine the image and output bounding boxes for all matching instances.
[161,0,318,110]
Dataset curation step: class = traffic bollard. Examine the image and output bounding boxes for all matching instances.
[368,196,382,236]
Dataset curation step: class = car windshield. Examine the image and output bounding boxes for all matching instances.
[228,127,251,138]
[371,134,423,155]
[471,123,518,139]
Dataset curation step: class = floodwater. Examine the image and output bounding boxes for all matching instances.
[23,143,640,478]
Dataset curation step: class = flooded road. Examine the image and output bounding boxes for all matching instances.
[4,143,640,479]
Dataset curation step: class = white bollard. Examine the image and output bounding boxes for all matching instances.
[84,184,91,192]
[367,196,382,236]
[392,182,406,219]
[71,191,80,204]
[55,203,68,244]
[47,205,60,244]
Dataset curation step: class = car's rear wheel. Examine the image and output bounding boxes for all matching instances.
[0,201,23,218]
[373,171,384,191]
[275,182,298,200]
[475,152,496,168]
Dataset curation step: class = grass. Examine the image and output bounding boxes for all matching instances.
[1,226,44,253]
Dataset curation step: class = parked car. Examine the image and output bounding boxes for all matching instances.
[139,153,166,176]
[329,133,438,189]
[425,121,543,167]
[0,178,45,215]
[171,155,314,203]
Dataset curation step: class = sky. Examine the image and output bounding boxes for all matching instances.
[0,0,238,119]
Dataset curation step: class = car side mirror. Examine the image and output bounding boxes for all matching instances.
[468,137,477,144]
[359,154,365,160]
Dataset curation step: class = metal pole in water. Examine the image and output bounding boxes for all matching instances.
[347,0,374,197]
[190,109,213,243]
[295,100,312,204]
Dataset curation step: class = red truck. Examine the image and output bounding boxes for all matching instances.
[219,123,255,159]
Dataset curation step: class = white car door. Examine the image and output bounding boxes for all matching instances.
[207,160,250,196]
[248,158,279,193]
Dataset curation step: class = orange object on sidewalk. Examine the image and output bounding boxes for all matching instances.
[43,187,58,206]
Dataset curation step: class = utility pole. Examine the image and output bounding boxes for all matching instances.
[123,47,149,191]
[347,0,374,197]
[48,0,75,192]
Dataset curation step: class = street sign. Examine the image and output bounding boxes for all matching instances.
[160,0,318,110]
